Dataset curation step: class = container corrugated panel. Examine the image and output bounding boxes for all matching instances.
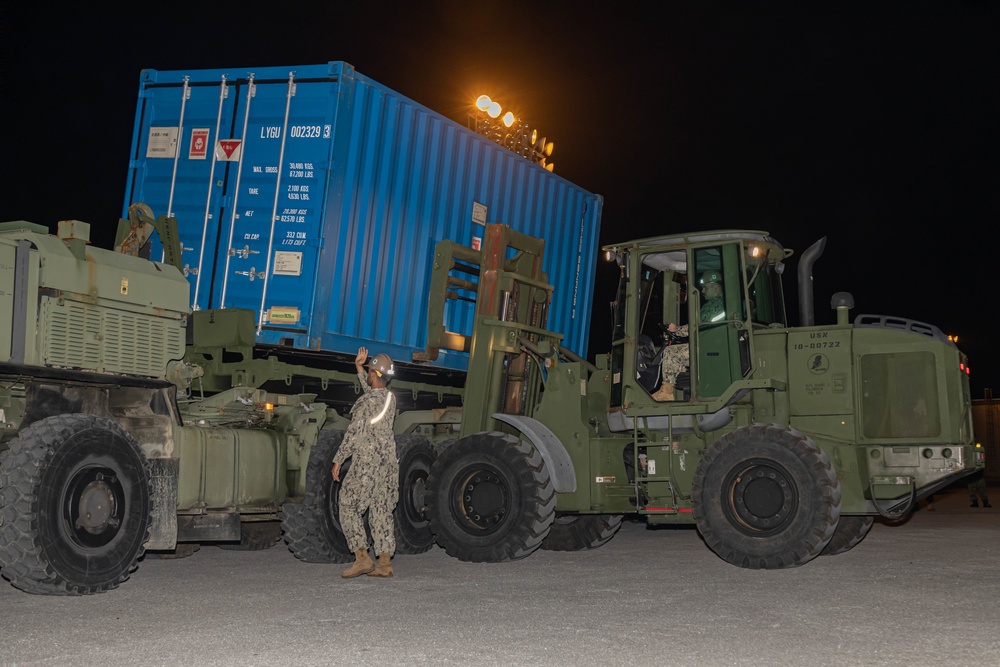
[123,62,602,371]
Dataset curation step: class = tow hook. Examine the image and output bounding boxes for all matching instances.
[869,476,916,520]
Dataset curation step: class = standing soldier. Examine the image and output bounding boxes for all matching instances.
[968,468,992,508]
[332,347,399,578]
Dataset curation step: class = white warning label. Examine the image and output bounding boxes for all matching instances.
[146,127,179,158]
[273,251,303,276]
[472,201,488,225]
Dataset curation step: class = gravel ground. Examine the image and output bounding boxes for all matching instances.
[1,483,997,667]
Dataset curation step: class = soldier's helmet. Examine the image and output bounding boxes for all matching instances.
[699,270,722,287]
[367,353,395,378]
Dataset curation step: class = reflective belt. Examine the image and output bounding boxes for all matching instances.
[370,392,394,425]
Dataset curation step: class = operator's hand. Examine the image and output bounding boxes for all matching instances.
[332,462,342,482]
[663,322,687,346]
[355,346,368,373]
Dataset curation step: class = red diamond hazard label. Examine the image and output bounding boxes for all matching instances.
[216,139,243,162]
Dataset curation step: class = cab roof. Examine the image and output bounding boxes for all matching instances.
[602,229,785,255]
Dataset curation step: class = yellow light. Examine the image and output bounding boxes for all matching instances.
[264,403,274,410]
[531,128,538,144]
[544,141,554,157]
[476,95,492,111]
[502,111,515,127]
[487,102,502,118]
[545,162,554,172]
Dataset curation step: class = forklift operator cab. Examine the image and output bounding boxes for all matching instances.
[608,232,789,408]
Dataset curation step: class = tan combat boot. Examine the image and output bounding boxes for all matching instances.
[341,549,375,578]
[652,383,675,401]
[367,553,394,578]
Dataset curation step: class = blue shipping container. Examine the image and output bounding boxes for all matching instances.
[123,62,603,370]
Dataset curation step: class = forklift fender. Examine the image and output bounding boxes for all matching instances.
[491,413,577,493]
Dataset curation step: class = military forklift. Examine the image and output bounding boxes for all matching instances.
[418,226,981,568]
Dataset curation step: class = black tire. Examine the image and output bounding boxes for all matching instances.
[820,515,874,556]
[0,414,151,595]
[393,435,438,554]
[426,432,555,562]
[691,424,841,569]
[540,514,624,551]
[217,521,282,551]
[279,429,355,563]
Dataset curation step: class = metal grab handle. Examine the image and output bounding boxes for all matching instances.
[220,73,257,309]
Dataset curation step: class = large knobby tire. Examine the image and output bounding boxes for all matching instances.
[393,435,438,554]
[0,414,151,595]
[540,514,624,551]
[279,429,355,563]
[691,424,841,569]
[820,515,874,556]
[426,432,556,562]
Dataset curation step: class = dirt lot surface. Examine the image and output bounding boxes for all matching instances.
[1,483,997,666]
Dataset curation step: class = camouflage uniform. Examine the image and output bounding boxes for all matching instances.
[661,324,691,386]
[332,371,399,554]
[968,469,991,507]
[661,296,726,386]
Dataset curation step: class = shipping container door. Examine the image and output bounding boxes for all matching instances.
[212,72,337,344]
[128,73,237,310]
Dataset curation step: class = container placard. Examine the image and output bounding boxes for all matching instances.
[273,251,303,276]
[216,139,243,162]
[267,306,300,324]
[472,201,488,225]
[146,127,178,158]
[189,129,210,159]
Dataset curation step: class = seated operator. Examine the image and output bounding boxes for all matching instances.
[652,270,725,401]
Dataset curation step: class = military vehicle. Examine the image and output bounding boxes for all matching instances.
[0,206,981,595]
[419,226,982,569]
[0,205,468,594]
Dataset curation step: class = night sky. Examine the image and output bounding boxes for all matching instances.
[2,2,998,397]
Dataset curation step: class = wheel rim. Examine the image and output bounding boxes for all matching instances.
[63,465,126,548]
[402,453,431,525]
[405,473,428,523]
[452,465,509,533]
[723,459,797,536]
